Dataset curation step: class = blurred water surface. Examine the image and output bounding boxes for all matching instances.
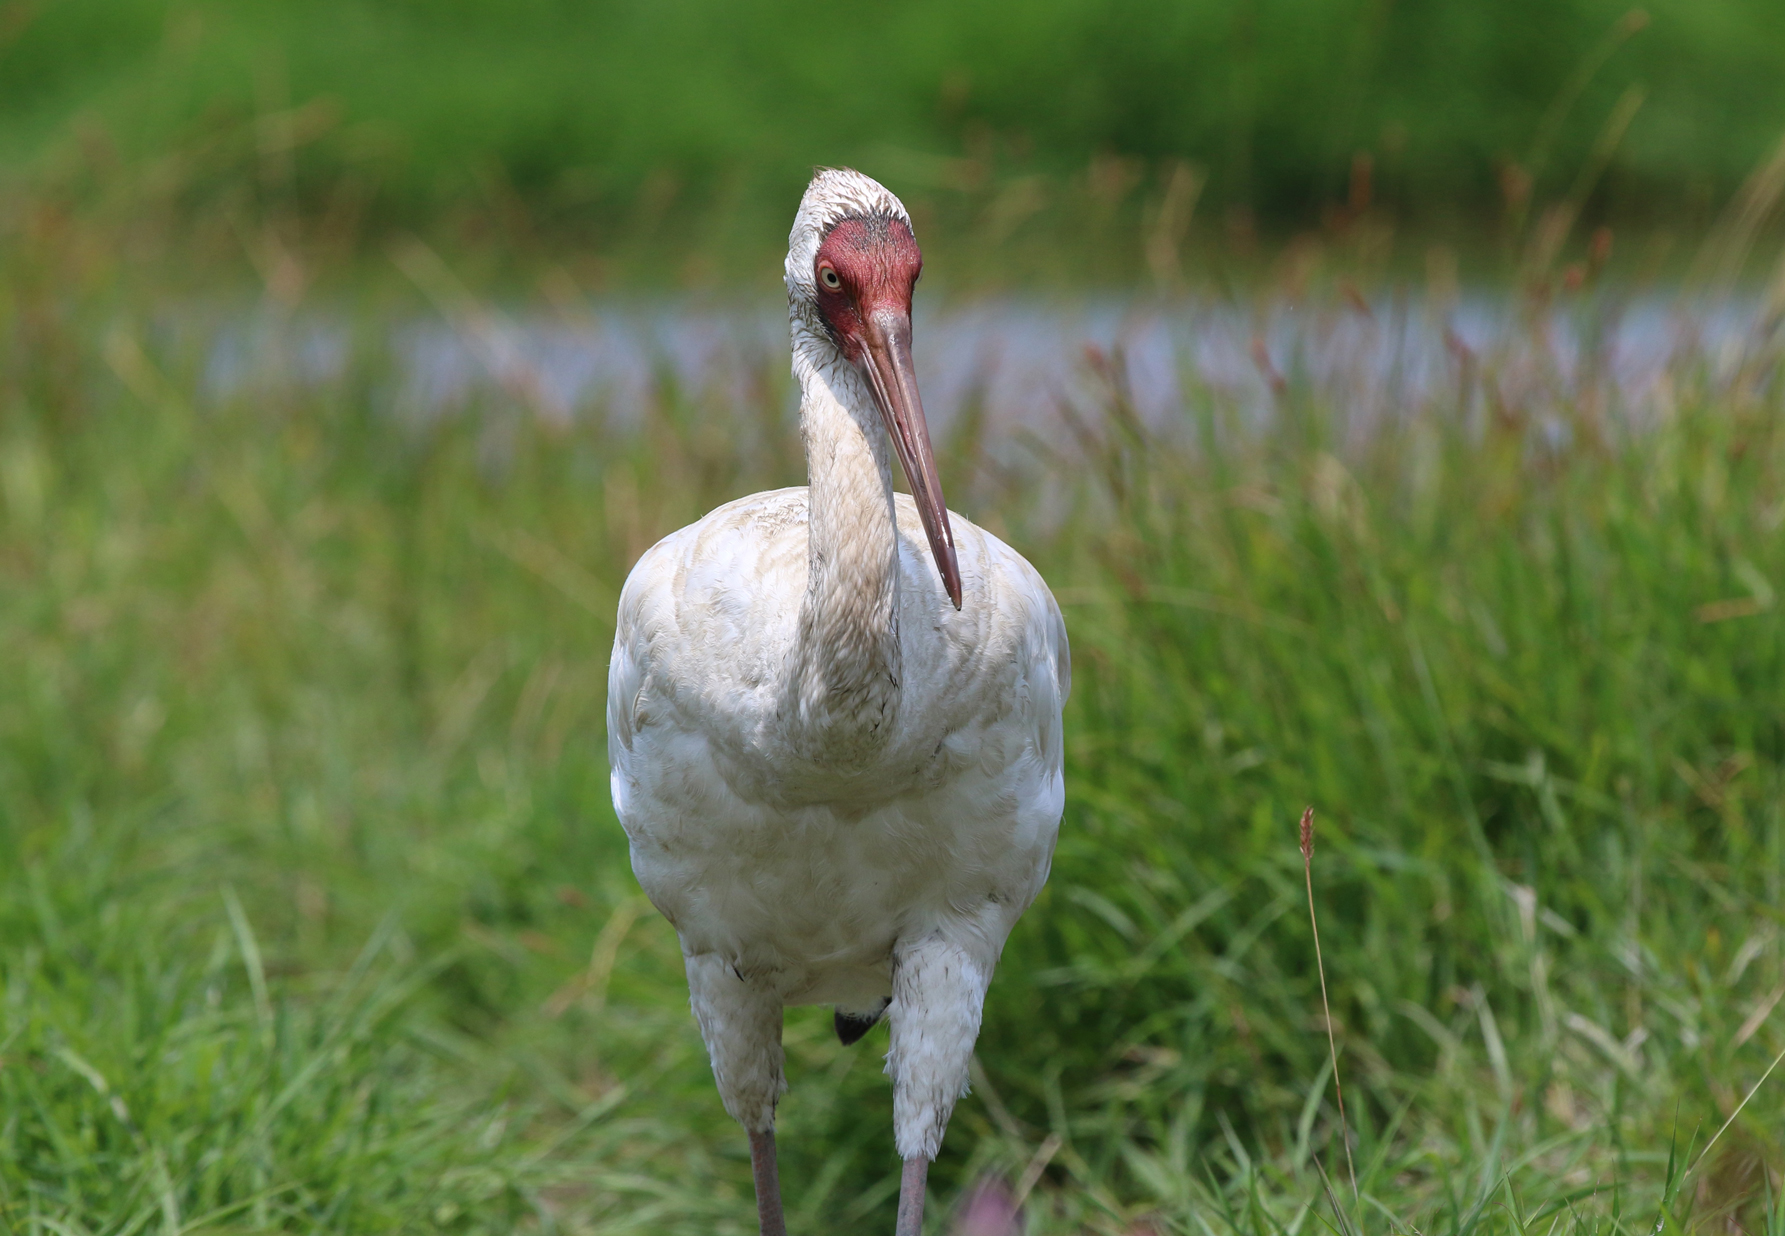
[193,291,1775,457]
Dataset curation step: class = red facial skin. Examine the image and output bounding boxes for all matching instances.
[807,213,963,609]
[812,216,922,358]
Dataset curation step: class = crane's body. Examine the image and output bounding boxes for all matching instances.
[608,169,1068,1235]
[612,487,1065,1008]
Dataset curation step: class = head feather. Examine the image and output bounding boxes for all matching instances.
[785,168,912,306]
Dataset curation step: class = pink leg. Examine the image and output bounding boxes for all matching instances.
[749,1129,788,1236]
[895,1156,929,1235]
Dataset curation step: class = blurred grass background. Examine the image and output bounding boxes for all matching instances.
[5,0,1785,273]
[3,1,1785,1233]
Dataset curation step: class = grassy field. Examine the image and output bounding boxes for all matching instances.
[5,0,1785,235]
[2,187,1785,1234]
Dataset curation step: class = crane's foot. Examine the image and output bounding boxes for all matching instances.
[895,1156,930,1235]
[749,1129,788,1236]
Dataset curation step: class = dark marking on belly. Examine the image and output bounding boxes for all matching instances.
[834,997,892,1045]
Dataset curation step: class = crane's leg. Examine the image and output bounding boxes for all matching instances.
[749,1128,788,1236]
[895,1155,930,1236]
[686,953,788,1236]
[886,929,997,1235]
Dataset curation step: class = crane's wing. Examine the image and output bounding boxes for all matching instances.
[607,536,674,836]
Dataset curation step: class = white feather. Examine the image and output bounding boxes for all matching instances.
[608,168,1069,1161]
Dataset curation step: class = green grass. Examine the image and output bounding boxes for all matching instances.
[2,207,1785,1232]
[4,0,1785,234]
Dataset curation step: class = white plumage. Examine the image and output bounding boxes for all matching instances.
[607,168,1069,1235]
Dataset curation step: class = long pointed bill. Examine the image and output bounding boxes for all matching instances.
[858,307,963,609]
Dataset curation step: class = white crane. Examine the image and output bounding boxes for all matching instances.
[608,168,1069,1236]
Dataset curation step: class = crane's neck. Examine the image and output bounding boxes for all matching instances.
[785,323,901,762]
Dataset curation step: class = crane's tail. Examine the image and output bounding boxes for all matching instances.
[833,997,891,1045]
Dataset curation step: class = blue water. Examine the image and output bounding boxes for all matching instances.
[193,289,1777,454]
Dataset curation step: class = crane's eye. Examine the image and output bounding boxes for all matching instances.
[819,266,841,290]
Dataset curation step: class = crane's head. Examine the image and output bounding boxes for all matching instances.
[787,168,961,610]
